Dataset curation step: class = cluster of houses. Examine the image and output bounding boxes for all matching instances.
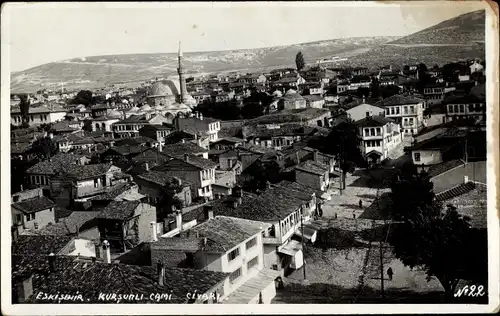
[10,56,487,304]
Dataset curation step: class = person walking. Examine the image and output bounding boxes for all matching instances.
[359,199,363,209]
[387,267,394,281]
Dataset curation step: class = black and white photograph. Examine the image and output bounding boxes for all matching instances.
[1,1,498,314]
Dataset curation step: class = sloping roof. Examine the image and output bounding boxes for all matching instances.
[435,182,476,202]
[442,94,485,105]
[356,115,395,127]
[188,216,267,252]
[427,159,465,178]
[375,94,424,107]
[26,260,228,303]
[26,153,86,175]
[34,211,100,235]
[246,108,330,125]
[11,142,33,155]
[151,237,204,252]
[295,160,329,176]
[12,235,73,257]
[137,171,190,188]
[64,163,113,181]
[252,125,318,139]
[12,196,57,214]
[97,201,141,220]
[89,182,137,201]
[113,136,157,147]
[410,136,461,151]
[165,155,218,170]
[163,142,207,157]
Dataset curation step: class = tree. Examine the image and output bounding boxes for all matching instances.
[72,90,93,106]
[388,169,486,301]
[156,178,185,221]
[370,77,381,98]
[32,136,58,160]
[416,63,430,93]
[18,94,31,126]
[315,118,364,189]
[380,85,401,99]
[295,51,305,72]
[240,159,282,193]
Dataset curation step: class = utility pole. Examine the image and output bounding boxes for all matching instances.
[301,215,307,280]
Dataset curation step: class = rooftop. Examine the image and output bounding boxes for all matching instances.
[188,216,267,252]
[151,237,204,252]
[63,163,113,181]
[12,196,57,214]
[161,154,218,170]
[375,94,425,107]
[356,115,395,127]
[97,201,141,221]
[12,235,73,257]
[26,153,87,175]
[34,211,100,236]
[246,108,330,126]
[427,159,465,178]
[295,160,329,176]
[137,171,190,188]
[162,142,207,157]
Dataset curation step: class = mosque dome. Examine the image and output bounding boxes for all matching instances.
[148,79,181,96]
[283,89,304,101]
[108,109,122,119]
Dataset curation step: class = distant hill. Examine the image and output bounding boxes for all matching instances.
[10,36,397,93]
[389,10,485,45]
[10,10,486,94]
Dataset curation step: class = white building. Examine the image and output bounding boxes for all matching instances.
[357,115,403,164]
[11,105,67,126]
[375,94,426,139]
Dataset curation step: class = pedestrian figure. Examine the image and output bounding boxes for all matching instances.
[353,212,356,219]
[387,267,393,281]
[334,213,338,219]
[359,199,363,209]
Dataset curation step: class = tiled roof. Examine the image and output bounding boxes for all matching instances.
[164,155,218,170]
[189,216,267,252]
[113,136,157,147]
[274,180,317,201]
[427,159,465,178]
[295,160,329,176]
[105,145,144,156]
[12,196,57,214]
[89,182,137,201]
[151,237,204,252]
[302,95,324,102]
[435,182,476,202]
[356,115,395,127]
[12,235,73,257]
[163,142,207,157]
[442,94,485,105]
[26,261,228,303]
[97,201,141,220]
[64,163,112,181]
[11,142,32,155]
[26,153,86,175]
[410,136,461,151]
[246,108,330,125]
[34,211,100,235]
[137,171,190,188]
[252,125,317,139]
[375,94,424,107]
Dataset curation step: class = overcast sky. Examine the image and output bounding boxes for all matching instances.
[5,1,484,72]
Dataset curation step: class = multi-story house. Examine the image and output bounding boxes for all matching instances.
[175,113,221,143]
[295,160,331,192]
[346,101,386,122]
[191,91,212,104]
[357,115,402,164]
[237,74,267,84]
[248,126,318,150]
[153,154,217,200]
[113,114,170,138]
[348,75,371,90]
[376,94,426,138]
[91,115,121,133]
[443,94,486,123]
[25,153,91,188]
[11,105,67,127]
[136,170,192,210]
[96,201,156,252]
[303,95,325,109]
[138,124,173,145]
[279,89,307,110]
[469,60,484,74]
[151,214,279,304]
[11,188,57,234]
[423,83,446,105]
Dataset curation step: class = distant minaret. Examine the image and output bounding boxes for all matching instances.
[177,41,188,104]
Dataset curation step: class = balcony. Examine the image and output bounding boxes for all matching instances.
[262,236,282,245]
[74,185,109,198]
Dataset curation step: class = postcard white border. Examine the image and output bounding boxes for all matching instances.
[1,1,499,314]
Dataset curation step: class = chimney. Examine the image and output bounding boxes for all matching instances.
[48,133,54,139]
[20,184,23,192]
[94,241,101,259]
[13,274,33,303]
[48,253,56,272]
[157,260,165,286]
[199,113,203,120]
[102,240,111,264]
[150,221,158,242]
[313,150,319,162]
[182,139,185,143]
[196,112,199,119]
[176,211,183,231]
[296,151,300,164]
[204,205,214,220]
[145,162,149,172]
[184,154,189,162]
[464,175,469,183]
[158,142,163,153]
[203,237,207,246]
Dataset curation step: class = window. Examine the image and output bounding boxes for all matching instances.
[370,128,375,136]
[246,237,257,250]
[410,106,415,114]
[94,179,99,188]
[364,129,369,137]
[386,108,390,115]
[229,268,242,283]
[409,118,414,125]
[459,104,465,113]
[449,105,454,113]
[404,106,408,114]
[376,128,381,136]
[247,256,259,270]
[396,107,400,115]
[390,107,395,115]
[227,248,239,261]
[16,214,22,224]
[414,152,421,162]
[454,104,459,113]
[13,195,19,202]
[365,112,370,117]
